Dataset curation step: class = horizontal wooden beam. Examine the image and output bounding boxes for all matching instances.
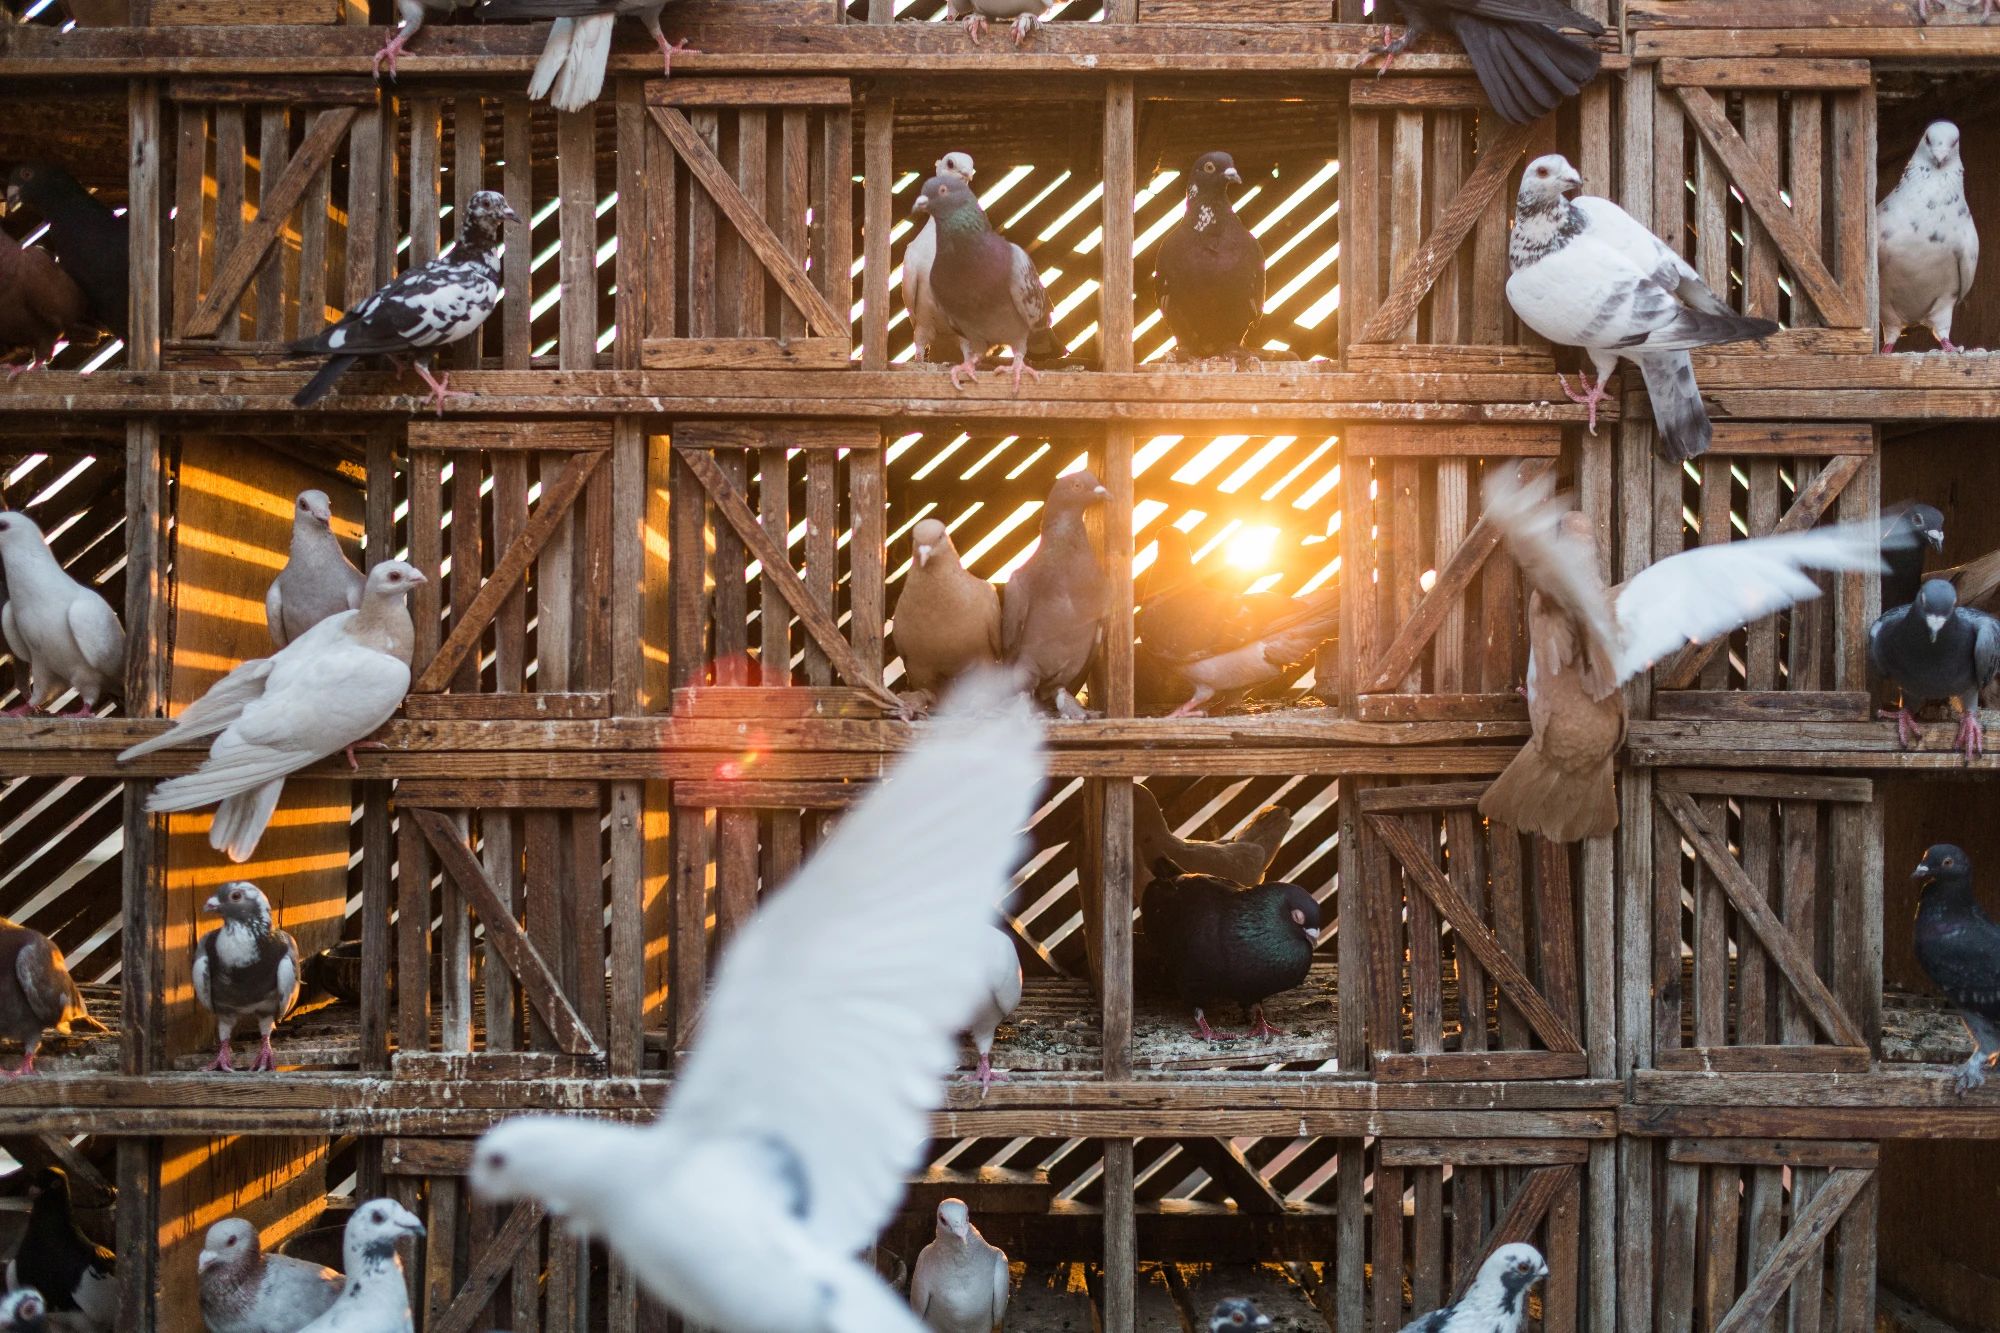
[1665,1138,1879,1169]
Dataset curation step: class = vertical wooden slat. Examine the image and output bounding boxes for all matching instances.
[361,430,397,1072]
[1741,93,1782,322]
[1102,78,1136,372]
[778,109,810,344]
[570,808,609,1039]
[669,803,711,1049]
[451,96,487,369]
[1701,1164,1743,1329]
[759,447,792,687]
[850,447,886,676]
[297,116,332,341]
[1829,1173,1878,1332]
[213,104,246,339]
[1787,1167,1827,1333]
[1405,816,1444,1057]
[1652,788,1686,1063]
[1425,112,1462,344]
[1412,1165,1443,1317]
[1373,1163,1406,1331]
[524,811,564,1050]
[1544,1167,1581,1333]
[1488,828,1529,1051]
[1534,837,1581,1034]
[1386,111,1425,342]
[503,101,534,368]
[735,108,768,337]
[1387,460,1421,691]
[410,96,443,267]
[1342,110,1380,347]
[804,452,838,686]
[422,1179,461,1327]
[345,103,383,312]
[253,105,288,341]
[861,95,894,369]
[1364,820,1405,1067]
[1656,1159,1699,1333]
[171,103,206,336]
[558,107,597,370]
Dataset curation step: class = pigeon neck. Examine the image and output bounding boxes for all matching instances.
[353,588,413,640]
[1509,194,1581,269]
[939,205,993,239]
[1188,190,1232,234]
[1921,874,1978,915]
[290,519,339,561]
[222,911,273,945]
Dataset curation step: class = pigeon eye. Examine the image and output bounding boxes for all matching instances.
[1232,1316,1245,1326]
[226,1236,237,1247]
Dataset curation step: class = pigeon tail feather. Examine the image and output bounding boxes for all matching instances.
[1635,350,1711,462]
[293,355,358,409]
[547,13,616,112]
[1642,306,1780,352]
[1478,742,1618,841]
[211,779,286,863]
[1455,17,1600,124]
[527,16,578,100]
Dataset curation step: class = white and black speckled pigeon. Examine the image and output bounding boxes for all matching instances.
[1370,2,1602,126]
[467,673,1042,1333]
[294,1201,425,1333]
[1506,154,1779,461]
[1880,122,1978,353]
[904,152,977,365]
[1870,577,2000,759]
[371,0,476,80]
[947,0,1053,46]
[4,1169,114,1333]
[1208,1298,1273,1333]
[479,0,694,111]
[194,882,302,1074]
[912,173,1055,394]
[1912,844,2000,1095]
[909,1199,1008,1333]
[962,927,1021,1096]
[0,919,103,1076]
[199,1218,345,1333]
[0,1289,49,1333]
[268,490,366,650]
[288,191,517,414]
[1154,151,1266,367]
[0,511,125,718]
[1002,471,1108,718]
[1400,1243,1547,1333]
[1883,502,1947,612]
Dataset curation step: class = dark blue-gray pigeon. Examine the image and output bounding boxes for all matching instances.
[4,1168,115,1333]
[1142,858,1321,1042]
[1399,1243,1547,1333]
[194,882,303,1073]
[911,173,1055,394]
[199,1217,344,1333]
[1154,151,1266,367]
[1001,471,1108,718]
[1882,503,1946,612]
[1209,1297,1273,1332]
[1371,1,1602,125]
[1870,577,2000,759]
[477,1,693,111]
[1912,845,2000,1096]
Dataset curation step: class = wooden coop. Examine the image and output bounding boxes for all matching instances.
[2,0,1999,1329]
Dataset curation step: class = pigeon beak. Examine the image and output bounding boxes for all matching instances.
[405,1219,427,1239]
[3,184,17,211]
[950,1220,969,1240]
[203,895,221,913]
[1224,168,1243,185]
[406,569,430,586]
[1093,485,1108,500]
[912,196,931,217]
[197,1250,222,1274]
[1914,861,1935,883]
[1926,528,1946,551]
[501,202,523,224]
[916,544,933,566]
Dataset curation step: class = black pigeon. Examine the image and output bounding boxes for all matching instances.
[1912,844,2000,1096]
[1208,1297,1274,1333]
[1869,577,2000,759]
[911,172,1057,393]
[1882,503,1946,612]
[0,917,104,1075]
[4,163,129,339]
[194,881,302,1073]
[1153,151,1267,366]
[0,1290,49,1333]
[1372,0,1604,126]
[288,189,518,414]
[4,1168,115,1332]
[1142,858,1321,1042]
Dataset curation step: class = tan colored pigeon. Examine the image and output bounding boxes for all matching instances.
[893,518,1001,713]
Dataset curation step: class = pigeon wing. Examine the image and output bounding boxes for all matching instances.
[1972,609,2000,689]
[1922,902,2000,1017]
[1480,465,1620,697]
[65,593,125,682]
[1,600,24,664]
[14,933,83,1028]
[1009,242,1052,338]
[118,657,276,761]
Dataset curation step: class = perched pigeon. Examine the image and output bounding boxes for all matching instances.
[370,0,473,79]
[199,1217,344,1333]
[1911,844,2000,1095]
[947,0,1052,46]
[0,918,103,1076]
[963,927,1022,1095]
[1371,1,1602,125]
[479,0,693,111]
[1879,122,1978,354]
[468,673,1041,1332]
[909,1199,1008,1333]
[1134,787,1290,889]
[904,152,977,365]
[3,164,128,339]
[1143,858,1321,1041]
[117,560,426,863]
[892,516,1001,714]
[1883,502,1947,612]
[293,1200,425,1333]
[288,191,517,414]
[1002,471,1108,718]
[1870,577,2000,759]
[0,512,125,717]
[267,489,366,649]
[4,1169,114,1333]
[1154,151,1266,366]
[0,1290,48,1333]
[194,882,302,1073]
[0,227,91,377]
[1208,1298,1273,1333]
[1399,1243,1548,1333]
[912,173,1055,393]
[1479,465,1885,840]
[1507,154,1779,460]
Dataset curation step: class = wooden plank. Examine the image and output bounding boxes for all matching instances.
[645,76,851,106]
[407,421,615,452]
[1349,75,1488,109]
[1712,1169,1871,1333]
[1381,1139,1588,1168]
[426,1201,546,1333]
[1344,423,1563,457]
[1667,1139,1877,1169]
[394,779,600,809]
[1651,690,1870,721]
[402,693,614,721]
[1376,1050,1591,1082]
[1657,58,1870,89]
[674,419,878,451]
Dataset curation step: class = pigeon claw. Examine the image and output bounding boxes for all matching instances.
[412,364,467,417]
[1953,1052,1992,1096]
[1012,13,1040,45]
[1166,686,1217,719]
[1009,358,1042,396]
[1193,1009,1240,1042]
[0,703,35,718]
[1556,372,1610,435]
[1940,335,1963,354]
[3,1054,36,1078]
[346,739,389,771]
[949,359,981,391]
[1957,708,1985,761]
[1244,1006,1284,1041]
[963,13,989,42]
[657,34,699,78]
[970,1054,1009,1098]
[1879,706,1922,750]
[205,1045,236,1074]
[371,28,410,81]
[252,1036,278,1073]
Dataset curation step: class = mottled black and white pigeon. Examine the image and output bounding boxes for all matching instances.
[0,510,125,717]
[1154,151,1266,367]
[1883,502,1947,612]
[1911,844,2000,1096]
[1879,121,1978,354]
[1506,154,1779,461]
[1002,471,1108,718]
[288,191,517,414]
[199,1217,344,1333]
[0,918,103,1076]
[293,1200,425,1333]
[1142,858,1321,1042]
[479,0,693,111]
[1400,1244,1547,1332]
[912,173,1055,394]
[1208,1298,1273,1333]
[4,1169,114,1333]
[194,882,303,1074]
[947,0,1053,46]
[1869,577,2000,759]
[909,1199,1008,1333]
[3,163,128,339]
[1371,1,1603,125]
[267,489,366,650]
[0,1289,49,1333]
[904,152,977,365]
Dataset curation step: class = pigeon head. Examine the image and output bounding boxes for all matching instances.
[472,1115,640,1225]
[936,151,977,183]
[1275,881,1322,946]
[1921,121,1962,169]
[5,162,85,215]
[364,559,428,601]
[1517,154,1583,209]
[456,190,522,247]
[1188,150,1244,196]
[1887,503,1946,553]
[1916,577,1959,639]
[1478,1242,1549,1310]
[934,1197,973,1241]
[911,517,954,569]
[23,1166,71,1208]
[1045,470,1109,515]
[0,510,49,550]
[198,1218,262,1276]
[203,881,273,928]
[1913,843,1972,891]
[295,489,335,528]
[0,1289,47,1332]
[912,173,981,225]
[343,1198,425,1268]
[1207,1297,1272,1333]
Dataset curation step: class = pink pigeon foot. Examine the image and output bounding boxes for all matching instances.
[1941,336,1963,353]
[345,739,389,771]
[252,1035,278,1073]
[963,13,989,42]
[656,34,699,77]
[1166,686,1217,719]
[5,355,43,380]
[1012,13,1039,45]
[205,1044,236,1073]
[1556,371,1610,435]
[1,703,35,718]
[1009,357,1042,395]
[372,29,411,80]
[1883,338,1900,353]
[411,364,466,417]
[949,358,981,390]
[1957,708,1985,760]
[1880,706,1922,750]
[57,700,97,718]
[1193,1009,1240,1042]
[971,1053,1009,1096]
[1244,1006,1284,1040]
[4,1053,37,1077]
[1364,25,1404,76]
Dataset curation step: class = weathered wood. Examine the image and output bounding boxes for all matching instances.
[1667,1139,1878,1169]
[1713,1169,1872,1333]
[1380,1139,1589,1167]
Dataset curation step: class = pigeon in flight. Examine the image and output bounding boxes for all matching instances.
[1399,1243,1548,1332]
[479,1,696,112]
[1370,1,1603,125]
[1882,503,1947,612]
[1879,121,1977,354]
[962,926,1022,1096]
[1911,844,2000,1095]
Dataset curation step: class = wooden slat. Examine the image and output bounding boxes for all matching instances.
[646,76,851,107]
[1712,1169,1871,1333]
[1657,58,1870,89]
[1667,1139,1877,1169]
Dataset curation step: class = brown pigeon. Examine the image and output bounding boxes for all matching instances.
[0,229,91,377]
[0,919,105,1076]
[1001,472,1108,717]
[892,517,1001,714]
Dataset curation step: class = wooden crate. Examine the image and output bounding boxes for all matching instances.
[151,0,361,24]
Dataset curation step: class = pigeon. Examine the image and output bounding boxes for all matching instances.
[1506,154,1780,461]
[1133,784,1289,889]
[0,1290,48,1333]
[1478,465,1885,840]
[1869,577,2000,760]
[0,511,125,718]
[1883,503,1947,612]
[1153,151,1267,366]
[946,0,1052,46]
[1370,1,1603,125]
[1911,844,2000,1095]
[1399,1243,1548,1333]
[267,489,366,649]
[1879,121,1978,354]
[198,1217,344,1333]
[478,0,693,111]
[287,191,518,414]
[962,927,1022,1095]
[1142,858,1321,1041]
[370,0,473,79]
[194,882,303,1073]
[1208,1299,1273,1333]
[293,1200,425,1333]
[4,1169,114,1333]
[467,672,1041,1333]
[117,560,426,863]
[3,163,128,339]
[912,172,1055,393]
[909,1199,1008,1333]
[0,227,91,377]
[0,918,103,1076]
[904,152,977,365]
[891,516,1001,714]
[1001,471,1108,718]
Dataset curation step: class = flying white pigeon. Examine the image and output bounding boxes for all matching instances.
[0,510,125,717]
[1879,121,1978,354]
[909,1199,1008,1333]
[468,671,1042,1333]
[267,489,365,650]
[1399,1243,1548,1333]
[199,1217,344,1333]
[1506,154,1778,461]
[904,152,977,365]
[116,561,425,863]
[962,926,1022,1096]
[293,1200,425,1333]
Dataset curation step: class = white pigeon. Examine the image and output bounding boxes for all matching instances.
[468,671,1043,1333]
[904,152,977,365]
[1506,154,1779,462]
[116,560,425,863]
[947,0,1053,46]
[1398,1243,1548,1333]
[478,0,693,113]
[1879,121,1978,354]
[267,489,365,650]
[294,1200,424,1333]
[963,925,1021,1095]
[0,1289,48,1333]
[908,1199,1008,1333]
[198,1217,344,1333]
[0,510,125,717]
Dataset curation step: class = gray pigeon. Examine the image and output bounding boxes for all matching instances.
[1869,577,2000,760]
[947,0,1052,45]
[1506,154,1778,461]
[1001,471,1108,717]
[370,0,473,79]
[478,0,692,111]
[199,1218,344,1333]
[1879,121,1977,353]
[904,152,977,365]
[0,917,104,1076]
[1208,1298,1273,1333]
[1399,1243,1548,1333]
[267,490,366,650]
[912,173,1055,394]
[194,882,303,1073]
[0,1290,49,1333]
[962,927,1022,1096]
[1883,502,1947,611]
[909,1199,1008,1333]
[0,511,125,717]
[294,1201,425,1333]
